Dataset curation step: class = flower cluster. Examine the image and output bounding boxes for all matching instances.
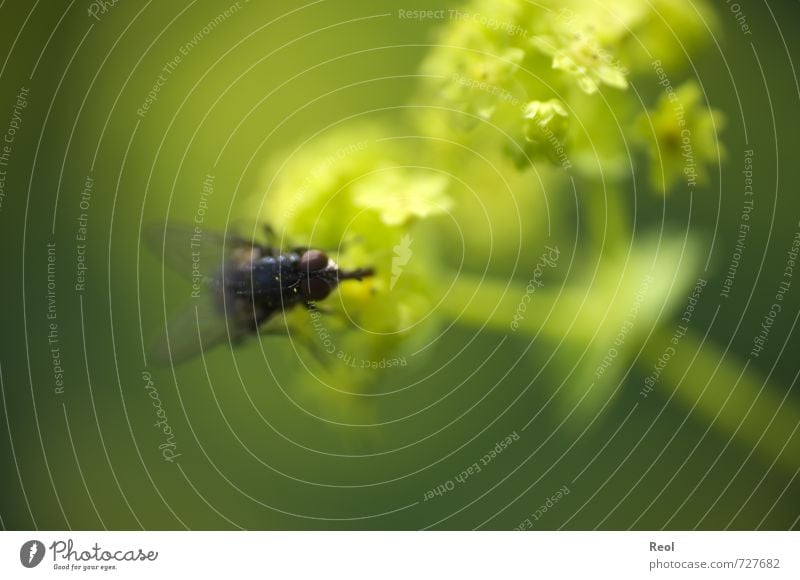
[637,80,726,192]
[242,0,728,417]
[415,0,723,188]
[251,124,453,383]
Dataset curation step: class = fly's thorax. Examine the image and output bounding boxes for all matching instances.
[245,254,303,297]
[230,250,344,305]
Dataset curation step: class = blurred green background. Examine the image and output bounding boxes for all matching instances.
[0,0,798,530]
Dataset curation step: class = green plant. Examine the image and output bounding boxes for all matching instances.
[241,0,798,467]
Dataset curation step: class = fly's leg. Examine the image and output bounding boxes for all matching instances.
[270,224,356,256]
[303,301,333,315]
[221,221,279,257]
[262,223,279,245]
[261,223,312,256]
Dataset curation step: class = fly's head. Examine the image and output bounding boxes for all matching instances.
[298,249,374,303]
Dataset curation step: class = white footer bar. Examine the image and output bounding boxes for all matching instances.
[1,531,797,579]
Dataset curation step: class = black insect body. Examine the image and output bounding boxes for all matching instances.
[227,247,373,328]
[148,225,374,365]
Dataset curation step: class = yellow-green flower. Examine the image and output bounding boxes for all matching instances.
[247,124,454,390]
[531,26,628,94]
[520,99,570,165]
[352,172,452,226]
[637,80,726,192]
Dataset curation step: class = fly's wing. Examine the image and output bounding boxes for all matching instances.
[145,223,267,366]
[144,222,264,283]
[148,289,254,366]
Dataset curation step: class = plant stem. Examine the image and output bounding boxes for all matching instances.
[444,274,800,473]
[641,326,800,474]
[441,274,600,343]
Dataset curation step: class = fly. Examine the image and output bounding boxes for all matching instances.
[146,224,374,365]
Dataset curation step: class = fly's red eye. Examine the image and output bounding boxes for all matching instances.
[299,250,329,272]
[303,277,332,301]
